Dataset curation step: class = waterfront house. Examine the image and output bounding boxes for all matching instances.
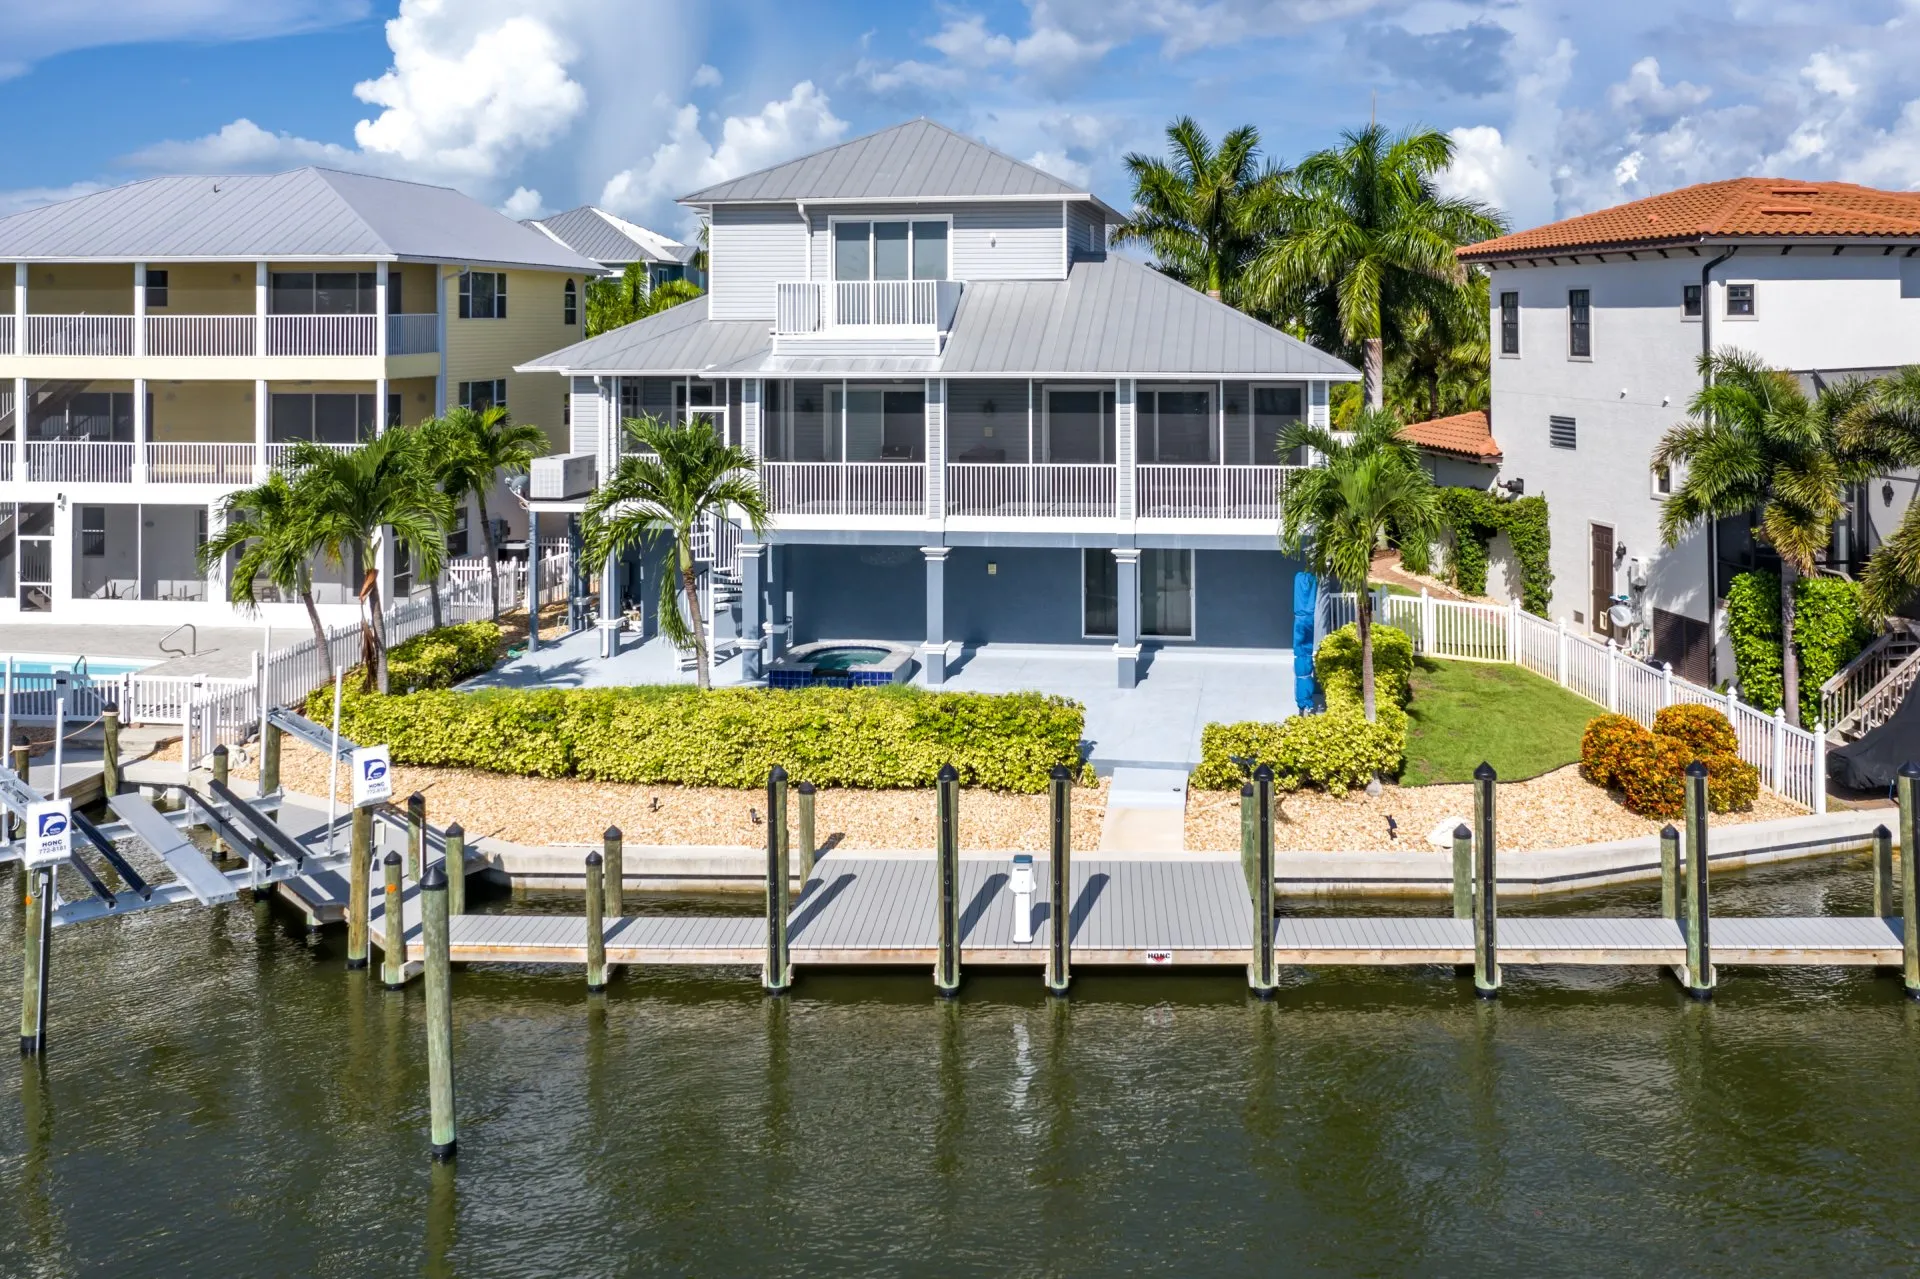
[0,168,599,626]
[519,119,1357,688]
[523,205,704,289]
[1461,179,1920,684]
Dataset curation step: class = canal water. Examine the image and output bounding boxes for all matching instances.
[3,856,1918,1276]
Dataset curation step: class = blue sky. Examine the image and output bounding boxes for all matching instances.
[6,1,1920,238]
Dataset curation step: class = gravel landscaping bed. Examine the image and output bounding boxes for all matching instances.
[1183,764,1807,853]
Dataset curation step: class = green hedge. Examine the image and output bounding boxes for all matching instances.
[1726,572,1870,723]
[1317,622,1414,714]
[381,621,503,693]
[307,683,1086,793]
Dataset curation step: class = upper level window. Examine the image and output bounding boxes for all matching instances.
[832,220,949,282]
[1727,283,1756,317]
[563,279,578,325]
[459,379,507,411]
[459,272,507,319]
[1567,289,1592,358]
[1682,284,1701,317]
[1499,291,1519,355]
[144,269,169,309]
[272,271,376,315]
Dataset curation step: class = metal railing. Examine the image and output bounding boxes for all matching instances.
[264,313,379,356]
[1821,621,1919,732]
[945,462,1117,518]
[26,314,135,356]
[144,314,257,357]
[26,440,135,483]
[146,442,256,485]
[1135,464,1304,520]
[773,279,958,334]
[0,315,13,353]
[266,441,361,474]
[387,312,439,354]
[762,461,924,515]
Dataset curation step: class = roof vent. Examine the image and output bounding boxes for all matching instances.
[1759,205,1815,215]
[1769,186,1820,196]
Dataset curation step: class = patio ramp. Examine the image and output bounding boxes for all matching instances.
[1099,767,1188,853]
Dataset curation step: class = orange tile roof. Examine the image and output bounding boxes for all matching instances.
[1402,409,1500,461]
[1460,178,1920,261]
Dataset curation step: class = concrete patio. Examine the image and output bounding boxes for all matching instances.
[465,627,744,690]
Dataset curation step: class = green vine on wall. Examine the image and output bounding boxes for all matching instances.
[1726,571,1871,723]
[1400,489,1553,616]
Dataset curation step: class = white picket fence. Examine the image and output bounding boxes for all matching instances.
[1315,587,1827,813]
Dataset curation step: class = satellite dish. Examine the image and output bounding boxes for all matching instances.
[1607,603,1636,629]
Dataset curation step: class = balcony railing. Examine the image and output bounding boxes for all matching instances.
[1136,464,1303,520]
[388,312,439,354]
[266,441,361,474]
[762,461,924,515]
[773,280,962,335]
[145,315,256,357]
[146,443,256,485]
[265,314,379,357]
[0,315,12,354]
[26,315,135,356]
[8,312,432,357]
[26,440,135,483]
[946,463,1117,519]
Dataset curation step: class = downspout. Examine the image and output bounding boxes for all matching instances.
[1700,245,1736,685]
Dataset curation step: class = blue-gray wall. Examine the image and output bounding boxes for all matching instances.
[947,547,1096,645]
[1192,549,1295,647]
[784,544,926,643]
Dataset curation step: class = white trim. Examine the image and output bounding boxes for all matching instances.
[1061,198,1070,279]
[1723,280,1758,320]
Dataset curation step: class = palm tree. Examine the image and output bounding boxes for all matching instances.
[198,470,333,677]
[1248,123,1505,409]
[1840,366,1920,619]
[1654,350,1872,726]
[1279,408,1441,721]
[581,415,769,690]
[1112,117,1286,303]
[294,428,454,693]
[423,404,548,619]
[584,266,705,337]
[1387,273,1490,423]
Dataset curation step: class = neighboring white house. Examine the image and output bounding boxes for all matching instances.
[523,206,704,290]
[1460,178,1920,684]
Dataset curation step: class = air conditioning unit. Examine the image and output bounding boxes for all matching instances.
[529,453,597,499]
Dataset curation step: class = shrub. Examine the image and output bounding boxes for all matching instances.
[1727,571,1871,723]
[306,683,1086,793]
[1579,713,1646,787]
[1699,751,1761,814]
[1613,732,1694,820]
[1651,703,1738,757]
[381,621,503,693]
[1192,709,1404,794]
[1317,622,1415,712]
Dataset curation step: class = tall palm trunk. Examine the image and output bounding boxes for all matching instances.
[678,533,710,691]
[356,562,381,694]
[298,575,332,681]
[428,574,443,629]
[478,492,500,620]
[1364,338,1385,411]
[1357,590,1378,722]
[1780,560,1800,728]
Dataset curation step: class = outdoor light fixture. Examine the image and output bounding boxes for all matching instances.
[987,561,997,576]
[1885,482,1896,507]
[982,399,997,415]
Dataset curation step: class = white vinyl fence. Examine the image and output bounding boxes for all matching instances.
[1316,587,1827,813]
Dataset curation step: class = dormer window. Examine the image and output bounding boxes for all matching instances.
[832,219,949,282]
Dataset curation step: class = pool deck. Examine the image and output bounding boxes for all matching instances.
[0,624,266,679]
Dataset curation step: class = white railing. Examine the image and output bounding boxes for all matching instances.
[26,314,135,356]
[145,442,256,485]
[264,313,379,357]
[1316,589,1827,812]
[1136,464,1303,520]
[762,461,924,515]
[1821,622,1919,733]
[144,314,257,357]
[0,314,13,353]
[26,440,135,483]
[387,312,439,355]
[945,463,1117,519]
[773,280,959,334]
[691,514,743,574]
[266,441,360,474]
[775,283,824,335]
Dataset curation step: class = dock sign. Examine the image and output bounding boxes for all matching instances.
[25,799,72,869]
[351,745,393,808]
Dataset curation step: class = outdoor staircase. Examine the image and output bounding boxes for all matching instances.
[679,566,744,673]
[1823,621,1920,743]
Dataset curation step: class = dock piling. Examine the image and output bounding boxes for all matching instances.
[1683,762,1714,998]
[444,823,466,918]
[381,851,406,990]
[602,826,623,918]
[101,705,121,799]
[260,720,281,798]
[11,743,28,841]
[1901,763,1920,998]
[420,861,457,1162]
[796,783,817,881]
[1873,823,1894,920]
[19,865,50,1056]
[210,746,229,858]
[1451,823,1472,920]
[1472,762,1500,997]
[1239,782,1256,902]
[347,806,373,969]
[585,850,607,994]
[1660,825,1680,921]
[1046,764,1071,996]
[407,792,426,883]
[935,763,961,997]
[1248,765,1277,997]
[763,766,792,995]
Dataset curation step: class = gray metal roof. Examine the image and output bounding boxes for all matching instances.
[524,206,689,268]
[680,118,1122,219]
[519,256,1356,380]
[0,168,600,270]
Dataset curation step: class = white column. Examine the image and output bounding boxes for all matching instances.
[132,376,149,484]
[1814,721,1828,814]
[1115,378,1136,521]
[50,498,72,610]
[12,376,25,480]
[205,501,228,606]
[375,376,389,436]
[434,267,449,414]
[254,379,269,479]
[742,378,762,460]
[13,262,25,355]
[375,261,389,359]
[1606,639,1620,712]
[925,378,945,524]
[255,261,268,357]
[133,262,147,357]
[1771,707,1787,791]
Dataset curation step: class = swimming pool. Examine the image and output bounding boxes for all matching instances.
[0,653,159,678]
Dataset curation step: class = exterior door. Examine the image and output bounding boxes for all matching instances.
[1589,523,1615,635]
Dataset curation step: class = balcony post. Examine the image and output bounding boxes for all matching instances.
[766,543,788,661]
[434,267,449,415]
[14,262,26,355]
[131,376,148,484]
[1115,379,1136,521]
[738,541,766,681]
[133,262,147,358]
[375,261,389,360]
[13,377,26,480]
[925,378,945,523]
[1114,547,1141,689]
[254,379,268,479]
[254,260,268,357]
[921,546,949,686]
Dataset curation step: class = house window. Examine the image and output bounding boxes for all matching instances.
[1727,283,1756,317]
[1043,388,1116,463]
[1084,549,1118,637]
[831,220,949,281]
[1652,463,1673,497]
[1499,291,1519,355]
[1081,549,1194,638]
[1682,284,1701,317]
[393,540,412,599]
[271,272,376,314]
[1568,289,1591,358]
[459,271,508,319]
[448,507,469,558]
[1549,415,1577,449]
[1137,388,1215,463]
[563,279,578,325]
[459,380,508,411]
[80,507,105,558]
[270,393,379,444]
[144,269,169,309]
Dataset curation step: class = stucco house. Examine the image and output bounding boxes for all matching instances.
[519,119,1358,689]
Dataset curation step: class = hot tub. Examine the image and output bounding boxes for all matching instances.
[767,641,917,688]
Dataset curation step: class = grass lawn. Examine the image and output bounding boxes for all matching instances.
[1401,656,1599,786]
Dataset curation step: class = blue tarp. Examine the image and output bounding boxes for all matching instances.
[1292,571,1318,711]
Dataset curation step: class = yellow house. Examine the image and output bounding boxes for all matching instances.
[0,167,598,625]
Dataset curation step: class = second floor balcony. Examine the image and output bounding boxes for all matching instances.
[772,279,964,350]
[1,312,439,359]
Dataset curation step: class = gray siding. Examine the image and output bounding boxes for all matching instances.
[568,376,600,456]
[710,205,807,321]
[806,201,1067,282]
[1067,201,1105,259]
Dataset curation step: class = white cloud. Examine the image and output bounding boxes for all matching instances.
[1839,101,1920,190]
[1606,57,1710,118]
[1028,150,1091,186]
[0,0,366,79]
[0,181,109,218]
[692,63,723,88]
[125,118,358,171]
[1802,49,1864,100]
[499,186,546,219]
[599,81,848,219]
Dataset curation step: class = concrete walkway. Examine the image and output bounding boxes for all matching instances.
[464,627,745,690]
[0,623,267,678]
